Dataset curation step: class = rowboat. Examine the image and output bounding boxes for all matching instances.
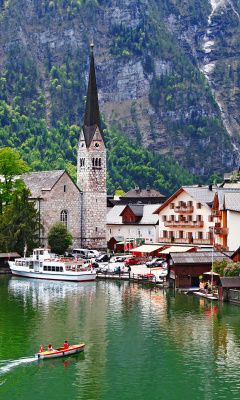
[35,344,85,359]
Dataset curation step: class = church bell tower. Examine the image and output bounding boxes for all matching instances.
[77,41,107,249]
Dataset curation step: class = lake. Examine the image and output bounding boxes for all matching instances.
[1,275,240,400]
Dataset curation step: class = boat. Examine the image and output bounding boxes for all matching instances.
[35,343,85,359]
[8,248,96,282]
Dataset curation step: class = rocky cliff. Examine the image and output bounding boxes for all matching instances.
[0,0,239,179]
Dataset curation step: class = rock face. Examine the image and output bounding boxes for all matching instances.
[0,0,239,176]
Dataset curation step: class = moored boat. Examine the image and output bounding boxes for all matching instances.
[8,248,96,282]
[35,344,85,359]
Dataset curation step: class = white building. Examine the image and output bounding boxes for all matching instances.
[154,185,216,246]
[212,189,240,251]
[107,204,159,244]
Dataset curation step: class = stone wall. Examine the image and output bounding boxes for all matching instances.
[40,172,82,249]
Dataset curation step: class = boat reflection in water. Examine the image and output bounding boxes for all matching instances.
[8,276,96,308]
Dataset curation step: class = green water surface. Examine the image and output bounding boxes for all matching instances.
[0,276,240,400]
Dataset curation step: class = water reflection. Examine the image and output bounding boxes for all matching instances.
[1,277,240,399]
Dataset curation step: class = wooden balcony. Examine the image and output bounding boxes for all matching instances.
[215,227,229,235]
[215,244,229,251]
[211,210,221,217]
[193,238,213,245]
[164,220,204,228]
[174,205,194,213]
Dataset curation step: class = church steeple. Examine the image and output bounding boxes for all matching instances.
[82,41,104,148]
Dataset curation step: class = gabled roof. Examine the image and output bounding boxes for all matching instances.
[120,204,144,217]
[154,185,217,214]
[107,204,159,225]
[121,186,166,199]
[82,51,104,148]
[21,170,81,198]
[219,277,240,288]
[170,251,232,265]
[213,188,240,212]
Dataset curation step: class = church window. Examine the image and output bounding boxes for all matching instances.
[64,185,66,192]
[60,210,68,228]
[95,227,98,232]
[92,158,102,169]
[80,158,85,167]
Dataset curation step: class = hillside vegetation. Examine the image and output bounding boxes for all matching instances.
[0,0,238,195]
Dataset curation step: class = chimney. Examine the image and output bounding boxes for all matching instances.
[146,185,150,191]
[198,182,202,187]
[209,184,212,191]
[135,184,140,192]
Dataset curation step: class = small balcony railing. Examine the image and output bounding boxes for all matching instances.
[174,205,194,213]
[193,238,213,245]
[211,210,221,217]
[215,244,229,251]
[215,227,229,235]
[164,220,204,228]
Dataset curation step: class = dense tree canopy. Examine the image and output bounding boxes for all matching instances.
[0,187,42,254]
[48,221,72,255]
[0,147,30,214]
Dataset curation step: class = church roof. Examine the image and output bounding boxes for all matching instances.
[21,170,80,198]
[82,51,104,148]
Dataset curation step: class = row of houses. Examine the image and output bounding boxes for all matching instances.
[107,176,240,252]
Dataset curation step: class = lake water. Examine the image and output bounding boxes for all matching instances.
[1,276,240,400]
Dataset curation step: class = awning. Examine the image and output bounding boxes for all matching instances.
[130,245,162,253]
[160,246,195,254]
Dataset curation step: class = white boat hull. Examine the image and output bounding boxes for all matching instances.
[10,269,96,282]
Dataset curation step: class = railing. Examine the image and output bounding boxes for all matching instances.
[215,244,229,251]
[159,237,213,245]
[164,220,204,227]
[215,227,229,235]
[193,238,213,245]
[211,210,221,217]
[174,205,194,213]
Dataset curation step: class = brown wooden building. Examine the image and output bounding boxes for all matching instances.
[168,251,232,288]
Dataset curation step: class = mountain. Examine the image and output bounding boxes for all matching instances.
[0,0,239,194]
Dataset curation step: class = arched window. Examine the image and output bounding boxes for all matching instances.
[60,210,68,228]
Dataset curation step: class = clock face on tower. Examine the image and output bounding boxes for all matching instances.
[94,141,100,148]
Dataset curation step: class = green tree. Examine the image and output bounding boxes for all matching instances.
[48,221,72,254]
[0,147,30,214]
[0,187,42,254]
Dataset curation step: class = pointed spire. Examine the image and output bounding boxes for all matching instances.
[82,41,104,148]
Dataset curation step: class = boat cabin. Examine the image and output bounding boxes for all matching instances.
[32,249,52,260]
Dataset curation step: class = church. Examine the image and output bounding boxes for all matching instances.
[22,43,107,250]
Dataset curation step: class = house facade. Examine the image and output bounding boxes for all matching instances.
[107,204,159,246]
[154,185,216,246]
[211,189,240,251]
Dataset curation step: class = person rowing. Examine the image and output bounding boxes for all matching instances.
[63,340,69,349]
[48,343,53,351]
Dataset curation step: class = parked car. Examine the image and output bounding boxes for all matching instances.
[125,257,139,266]
[72,249,89,259]
[146,258,165,268]
[64,252,75,258]
[84,260,99,268]
[87,249,100,258]
[95,254,110,263]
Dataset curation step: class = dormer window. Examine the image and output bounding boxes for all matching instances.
[64,185,66,192]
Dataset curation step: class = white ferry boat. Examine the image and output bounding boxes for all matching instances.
[8,248,96,282]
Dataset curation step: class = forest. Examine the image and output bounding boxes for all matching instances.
[0,0,235,196]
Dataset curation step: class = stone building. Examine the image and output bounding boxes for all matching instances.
[22,45,107,250]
